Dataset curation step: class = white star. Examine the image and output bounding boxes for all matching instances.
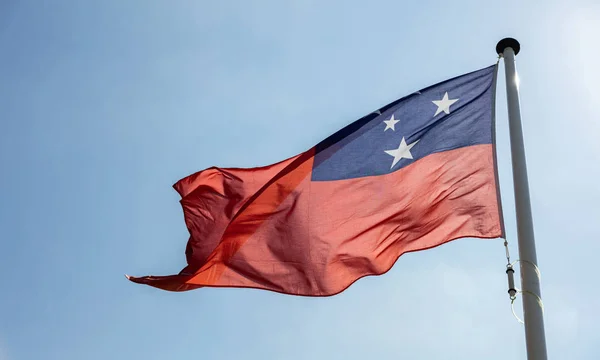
[384,137,419,169]
[383,114,400,131]
[432,92,459,117]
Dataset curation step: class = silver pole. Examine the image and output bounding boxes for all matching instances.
[496,38,548,360]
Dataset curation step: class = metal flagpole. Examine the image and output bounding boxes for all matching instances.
[496,38,548,360]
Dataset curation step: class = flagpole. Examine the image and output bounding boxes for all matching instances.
[496,38,547,360]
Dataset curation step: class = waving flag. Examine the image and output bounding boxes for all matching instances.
[128,64,504,296]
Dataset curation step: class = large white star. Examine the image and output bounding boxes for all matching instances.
[432,92,459,117]
[383,114,400,131]
[384,137,419,169]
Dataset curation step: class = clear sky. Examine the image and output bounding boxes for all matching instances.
[1,1,599,359]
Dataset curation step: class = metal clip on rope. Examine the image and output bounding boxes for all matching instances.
[504,239,516,300]
[506,264,517,300]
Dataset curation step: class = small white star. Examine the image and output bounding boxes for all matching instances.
[383,114,400,131]
[384,137,419,169]
[432,92,459,117]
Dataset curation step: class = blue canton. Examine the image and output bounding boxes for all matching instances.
[312,65,497,181]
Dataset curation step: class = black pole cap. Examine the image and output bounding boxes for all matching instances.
[496,38,520,56]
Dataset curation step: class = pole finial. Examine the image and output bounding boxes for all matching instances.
[496,38,520,56]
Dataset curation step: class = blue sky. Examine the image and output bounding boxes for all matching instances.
[1,1,599,359]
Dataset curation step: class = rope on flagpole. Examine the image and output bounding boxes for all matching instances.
[521,290,545,314]
[510,288,545,324]
[504,239,545,324]
[511,259,541,280]
[511,297,524,324]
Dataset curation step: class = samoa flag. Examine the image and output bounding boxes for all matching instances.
[128,64,504,296]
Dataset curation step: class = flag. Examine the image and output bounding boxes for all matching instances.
[128,64,504,296]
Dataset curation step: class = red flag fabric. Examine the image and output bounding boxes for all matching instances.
[128,65,504,296]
